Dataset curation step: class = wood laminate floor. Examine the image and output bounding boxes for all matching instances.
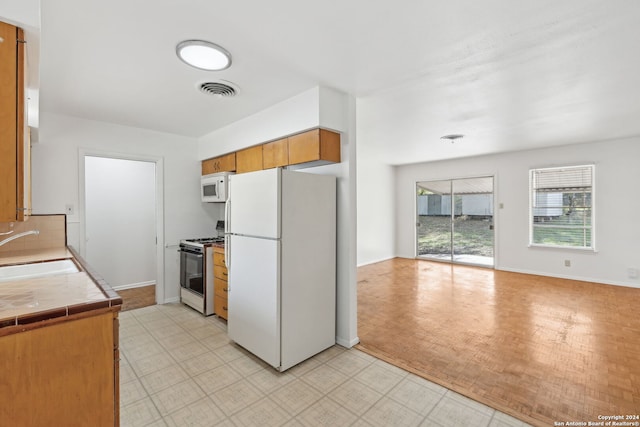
[356,258,640,427]
[117,285,156,312]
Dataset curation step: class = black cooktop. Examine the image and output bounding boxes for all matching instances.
[183,237,225,244]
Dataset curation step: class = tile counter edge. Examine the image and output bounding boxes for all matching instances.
[0,246,122,334]
[67,246,123,305]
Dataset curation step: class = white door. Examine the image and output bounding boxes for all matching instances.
[84,156,156,288]
[229,168,280,239]
[227,234,280,368]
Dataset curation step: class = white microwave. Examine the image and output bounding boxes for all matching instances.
[201,172,232,203]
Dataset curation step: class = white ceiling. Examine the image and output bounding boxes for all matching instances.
[37,0,640,165]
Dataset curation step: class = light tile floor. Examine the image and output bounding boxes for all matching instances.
[119,304,532,427]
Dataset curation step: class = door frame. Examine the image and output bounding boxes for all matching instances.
[415,174,496,268]
[78,148,166,304]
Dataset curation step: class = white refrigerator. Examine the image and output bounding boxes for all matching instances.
[225,168,336,371]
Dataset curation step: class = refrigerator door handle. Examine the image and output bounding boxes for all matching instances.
[225,200,230,234]
[225,234,230,272]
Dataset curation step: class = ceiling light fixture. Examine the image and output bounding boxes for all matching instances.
[440,134,464,143]
[176,40,232,71]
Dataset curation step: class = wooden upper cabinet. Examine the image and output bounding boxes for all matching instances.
[288,129,340,166]
[202,152,236,175]
[262,138,289,169]
[0,21,28,222]
[236,145,263,174]
[201,127,341,177]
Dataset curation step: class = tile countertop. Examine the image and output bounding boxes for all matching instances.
[0,247,122,332]
[0,247,74,266]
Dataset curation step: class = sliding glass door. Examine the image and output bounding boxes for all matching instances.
[416,176,494,267]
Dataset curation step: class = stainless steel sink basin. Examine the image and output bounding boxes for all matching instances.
[0,259,79,283]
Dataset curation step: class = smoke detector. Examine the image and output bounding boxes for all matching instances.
[198,81,238,98]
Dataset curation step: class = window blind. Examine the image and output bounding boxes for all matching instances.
[530,165,594,249]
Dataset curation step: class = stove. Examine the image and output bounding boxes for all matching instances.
[180,221,226,249]
[180,237,225,248]
[179,236,225,316]
[179,221,226,316]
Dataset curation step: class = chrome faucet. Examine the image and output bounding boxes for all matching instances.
[0,230,40,247]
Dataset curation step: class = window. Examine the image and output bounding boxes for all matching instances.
[529,164,594,249]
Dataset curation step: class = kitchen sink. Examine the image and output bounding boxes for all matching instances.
[0,259,79,283]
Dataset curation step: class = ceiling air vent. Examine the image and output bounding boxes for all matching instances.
[198,81,237,97]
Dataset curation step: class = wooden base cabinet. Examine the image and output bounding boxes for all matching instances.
[0,310,120,427]
[213,247,228,320]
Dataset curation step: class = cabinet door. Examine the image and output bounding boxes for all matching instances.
[236,146,263,173]
[214,295,228,320]
[0,22,19,222]
[0,312,117,426]
[202,152,236,175]
[263,138,288,169]
[0,22,29,222]
[214,276,228,296]
[213,250,226,267]
[288,129,340,166]
[213,264,228,281]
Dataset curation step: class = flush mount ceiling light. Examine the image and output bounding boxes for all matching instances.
[176,40,232,71]
[440,134,464,143]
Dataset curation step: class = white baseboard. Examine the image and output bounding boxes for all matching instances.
[162,296,180,304]
[112,280,155,291]
[496,267,640,289]
[357,256,395,267]
[336,336,360,348]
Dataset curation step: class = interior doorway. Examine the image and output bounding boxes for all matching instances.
[80,152,165,304]
[416,176,494,267]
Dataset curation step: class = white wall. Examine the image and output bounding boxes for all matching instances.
[394,137,640,288]
[356,109,395,266]
[0,1,39,28]
[199,87,322,159]
[198,86,359,348]
[32,112,222,302]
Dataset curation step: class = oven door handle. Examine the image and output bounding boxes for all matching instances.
[179,248,204,257]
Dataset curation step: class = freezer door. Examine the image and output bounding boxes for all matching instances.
[227,234,280,368]
[228,168,280,239]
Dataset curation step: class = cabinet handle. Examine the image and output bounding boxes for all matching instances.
[222,306,227,311]
[223,288,228,293]
[223,271,227,276]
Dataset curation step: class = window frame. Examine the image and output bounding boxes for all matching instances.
[528,164,595,251]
